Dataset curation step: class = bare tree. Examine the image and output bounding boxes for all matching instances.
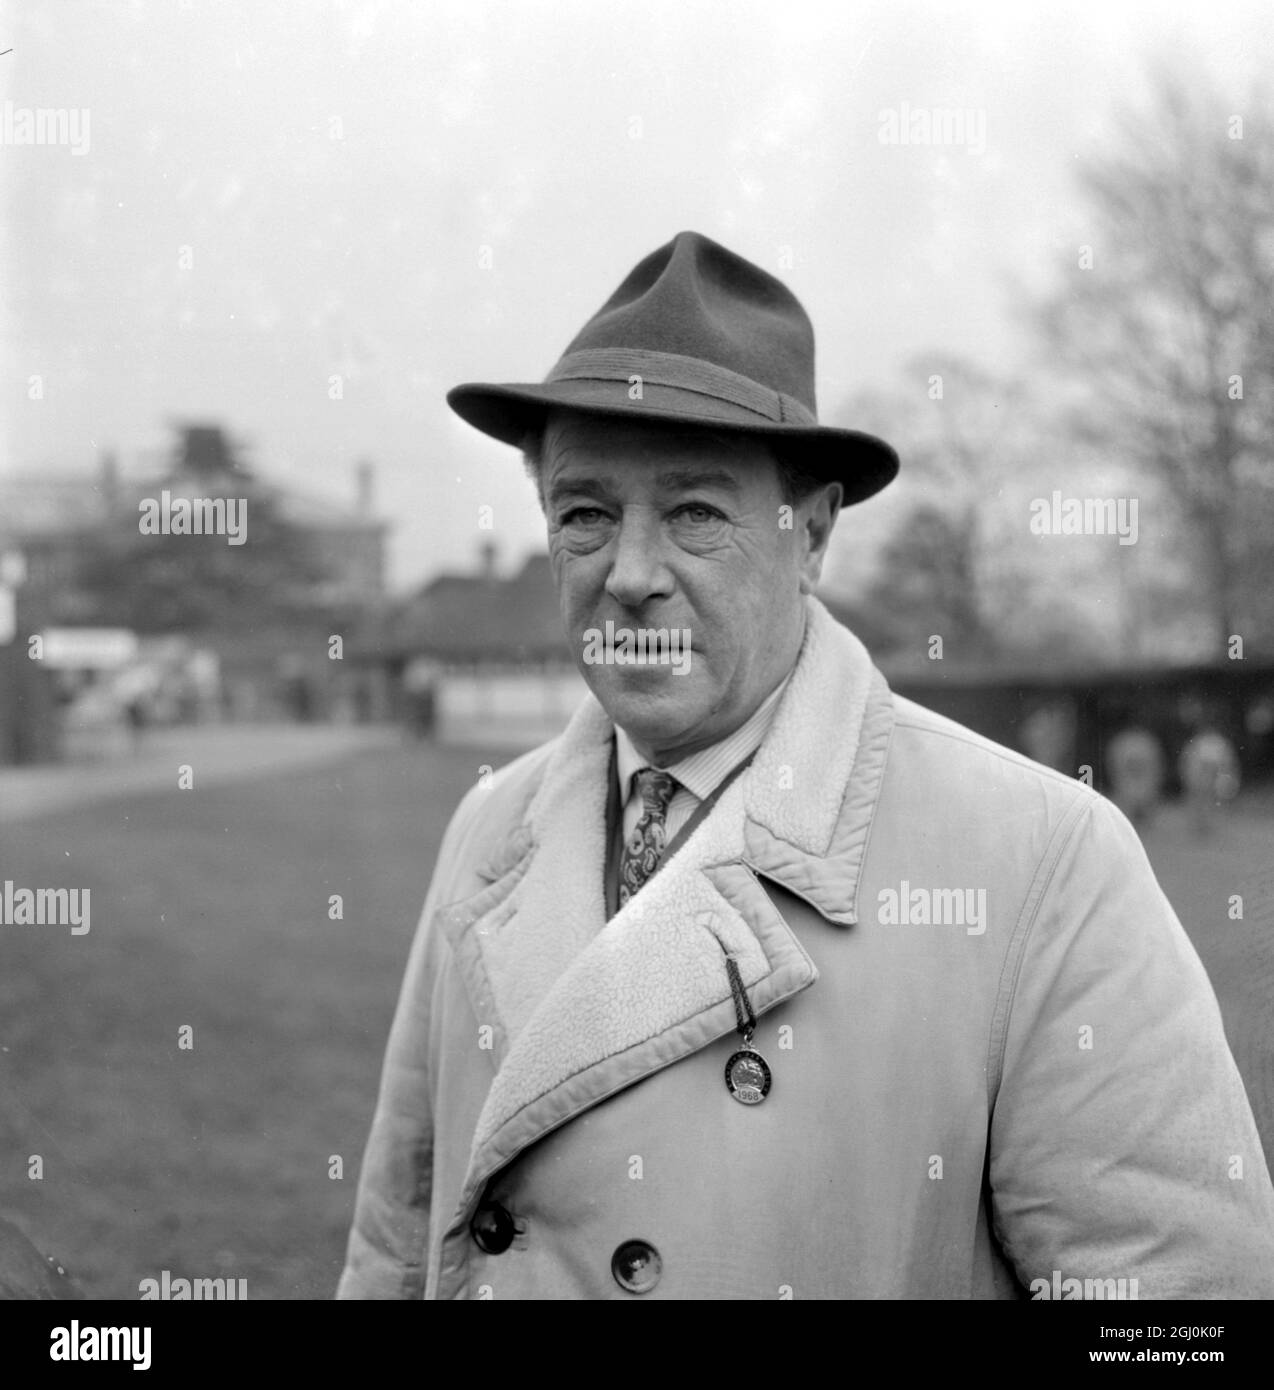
[835,356,1074,663]
[1037,65,1274,657]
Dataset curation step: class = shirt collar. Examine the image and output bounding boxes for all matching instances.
[614,671,794,805]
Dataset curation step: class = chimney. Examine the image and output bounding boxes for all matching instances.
[178,424,238,478]
[355,459,374,514]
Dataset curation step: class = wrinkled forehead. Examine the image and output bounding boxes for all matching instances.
[542,408,780,491]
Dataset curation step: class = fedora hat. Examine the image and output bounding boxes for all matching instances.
[446,231,899,505]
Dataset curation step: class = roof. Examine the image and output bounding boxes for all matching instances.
[389,553,571,662]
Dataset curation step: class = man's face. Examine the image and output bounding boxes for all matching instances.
[542,410,841,765]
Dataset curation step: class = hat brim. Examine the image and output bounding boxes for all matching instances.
[447,379,899,507]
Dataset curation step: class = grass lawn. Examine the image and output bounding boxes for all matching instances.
[1,742,1270,1299]
[0,740,489,1300]
[1136,803,1274,1166]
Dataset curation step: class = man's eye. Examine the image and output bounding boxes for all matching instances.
[674,504,723,524]
[561,507,608,525]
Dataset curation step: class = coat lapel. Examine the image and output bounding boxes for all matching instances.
[439,597,891,1223]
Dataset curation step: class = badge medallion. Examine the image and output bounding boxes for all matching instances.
[725,1047,772,1105]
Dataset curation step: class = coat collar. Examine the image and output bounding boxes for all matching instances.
[436,596,894,1246]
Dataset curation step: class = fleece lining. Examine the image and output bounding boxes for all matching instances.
[446,596,879,1177]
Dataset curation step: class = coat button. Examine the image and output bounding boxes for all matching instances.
[611,1239,662,1294]
[470,1200,515,1254]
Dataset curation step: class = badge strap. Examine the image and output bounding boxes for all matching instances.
[725,955,757,1046]
[723,956,772,1104]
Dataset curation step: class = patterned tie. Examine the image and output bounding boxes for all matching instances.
[618,767,678,908]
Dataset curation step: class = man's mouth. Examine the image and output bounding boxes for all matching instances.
[581,620,697,674]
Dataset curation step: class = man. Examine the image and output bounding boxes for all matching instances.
[338,231,1274,1299]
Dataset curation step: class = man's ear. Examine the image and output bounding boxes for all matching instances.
[798,482,843,595]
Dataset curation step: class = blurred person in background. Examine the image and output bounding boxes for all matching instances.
[1104,726,1167,827]
[1179,728,1242,837]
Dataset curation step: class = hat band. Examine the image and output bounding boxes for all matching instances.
[545,348,817,427]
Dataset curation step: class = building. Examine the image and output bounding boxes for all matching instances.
[364,550,1274,795]
[366,543,585,748]
[0,426,391,762]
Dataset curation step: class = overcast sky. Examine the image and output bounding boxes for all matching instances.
[2,0,1270,592]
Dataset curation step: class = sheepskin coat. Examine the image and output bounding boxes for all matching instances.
[338,597,1274,1299]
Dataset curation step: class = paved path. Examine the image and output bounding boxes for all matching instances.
[0,724,403,823]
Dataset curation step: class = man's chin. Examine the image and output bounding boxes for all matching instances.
[585,669,706,743]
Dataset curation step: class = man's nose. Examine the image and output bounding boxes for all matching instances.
[603,510,674,609]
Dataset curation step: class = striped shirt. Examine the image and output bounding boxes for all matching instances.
[614,673,793,846]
